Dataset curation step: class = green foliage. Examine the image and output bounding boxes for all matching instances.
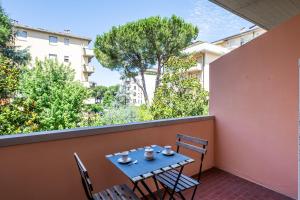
[99,106,139,125]
[0,5,12,47]
[0,55,20,99]
[18,59,88,131]
[91,85,108,102]
[91,85,120,106]
[137,104,153,121]
[102,85,119,106]
[0,55,38,135]
[86,103,104,113]
[94,15,198,102]
[0,5,30,135]
[150,56,208,119]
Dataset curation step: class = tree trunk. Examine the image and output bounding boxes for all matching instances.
[140,71,149,104]
[132,73,149,105]
[155,58,162,91]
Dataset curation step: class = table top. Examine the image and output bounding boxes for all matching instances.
[106,145,194,182]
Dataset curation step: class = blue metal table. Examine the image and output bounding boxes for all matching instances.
[106,145,194,200]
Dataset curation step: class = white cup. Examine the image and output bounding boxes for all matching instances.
[164,146,172,154]
[144,148,154,159]
[120,151,129,161]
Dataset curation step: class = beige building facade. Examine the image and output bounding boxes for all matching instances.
[183,41,230,91]
[212,26,266,50]
[185,26,266,91]
[13,23,95,87]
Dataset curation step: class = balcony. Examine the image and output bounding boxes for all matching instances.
[83,64,95,74]
[83,47,94,57]
[0,116,295,200]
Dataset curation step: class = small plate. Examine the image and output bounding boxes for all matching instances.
[118,157,132,164]
[162,150,175,156]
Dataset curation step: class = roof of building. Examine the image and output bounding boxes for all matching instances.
[183,42,230,55]
[186,40,205,48]
[13,23,92,42]
[212,26,265,44]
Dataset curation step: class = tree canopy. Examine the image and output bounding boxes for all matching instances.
[18,59,88,132]
[94,15,198,104]
[0,5,13,47]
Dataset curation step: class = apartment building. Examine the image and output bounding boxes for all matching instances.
[212,26,266,50]
[184,26,266,91]
[13,23,95,87]
[122,69,156,106]
[183,41,229,91]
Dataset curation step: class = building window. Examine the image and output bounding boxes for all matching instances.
[64,38,69,45]
[49,36,58,44]
[133,92,136,96]
[134,86,136,90]
[133,99,136,103]
[64,56,69,62]
[16,30,27,39]
[49,54,57,60]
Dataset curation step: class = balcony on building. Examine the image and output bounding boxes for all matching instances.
[83,47,94,58]
[83,64,95,74]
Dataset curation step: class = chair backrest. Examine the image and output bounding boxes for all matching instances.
[176,134,208,181]
[74,153,94,200]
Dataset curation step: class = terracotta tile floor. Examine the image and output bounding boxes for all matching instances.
[179,168,293,200]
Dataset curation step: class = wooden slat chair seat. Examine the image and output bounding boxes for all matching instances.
[155,134,208,200]
[156,169,200,192]
[93,184,139,200]
[74,153,139,200]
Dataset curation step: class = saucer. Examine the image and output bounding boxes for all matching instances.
[117,157,132,164]
[162,150,175,156]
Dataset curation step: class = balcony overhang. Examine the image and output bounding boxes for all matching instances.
[209,0,300,30]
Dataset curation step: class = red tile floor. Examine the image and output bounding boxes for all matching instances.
[178,168,293,200]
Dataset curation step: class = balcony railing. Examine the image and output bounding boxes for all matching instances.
[0,116,214,200]
[83,64,95,74]
[83,47,94,57]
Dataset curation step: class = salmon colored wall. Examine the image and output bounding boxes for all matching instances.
[0,119,214,200]
[210,14,300,199]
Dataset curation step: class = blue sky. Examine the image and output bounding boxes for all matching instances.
[2,0,253,86]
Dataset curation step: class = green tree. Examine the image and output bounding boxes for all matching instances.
[102,85,119,106]
[90,85,121,106]
[150,56,208,119]
[0,5,31,135]
[94,15,198,104]
[0,5,12,47]
[91,85,107,103]
[0,5,30,64]
[100,106,139,125]
[19,59,88,131]
[0,55,36,135]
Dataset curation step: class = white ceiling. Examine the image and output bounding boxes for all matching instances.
[209,0,300,29]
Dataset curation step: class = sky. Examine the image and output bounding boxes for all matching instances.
[1,0,253,86]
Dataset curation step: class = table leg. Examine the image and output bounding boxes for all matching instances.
[169,166,184,200]
[141,179,157,200]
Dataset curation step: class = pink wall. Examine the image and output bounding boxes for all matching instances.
[210,15,300,199]
[0,118,214,200]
